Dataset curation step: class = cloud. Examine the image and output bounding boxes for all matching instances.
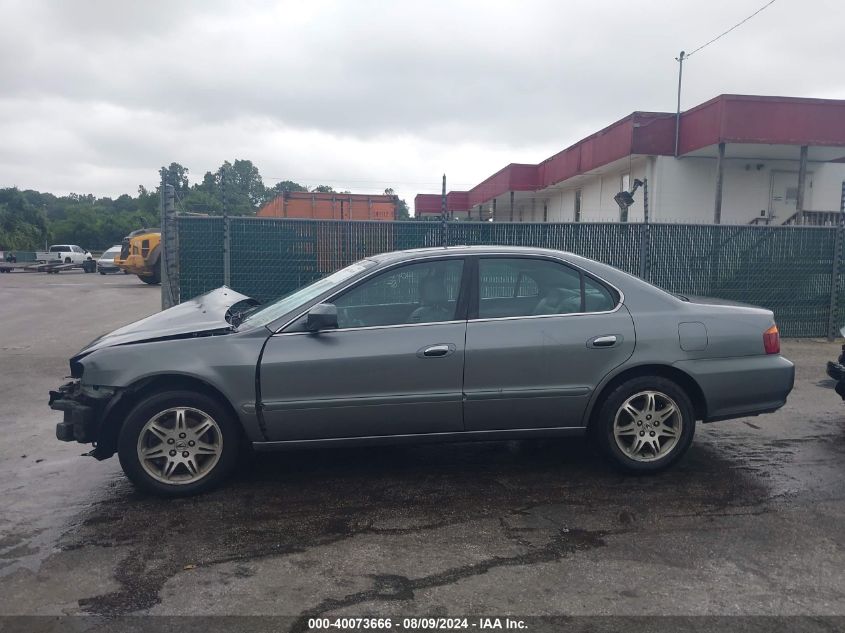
[1,0,843,205]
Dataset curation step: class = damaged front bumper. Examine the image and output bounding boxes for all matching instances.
[49,381,116,448]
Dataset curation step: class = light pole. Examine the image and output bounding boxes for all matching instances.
[674,50,685,157]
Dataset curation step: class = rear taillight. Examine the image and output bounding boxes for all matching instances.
[763,325,780,355]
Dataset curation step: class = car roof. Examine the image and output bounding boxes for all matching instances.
[371,245,578,262]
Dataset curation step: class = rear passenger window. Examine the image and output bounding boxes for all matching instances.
[584,276,616,312]
[477,258,616,319]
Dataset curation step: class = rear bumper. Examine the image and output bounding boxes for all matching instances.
[674,354,795,422]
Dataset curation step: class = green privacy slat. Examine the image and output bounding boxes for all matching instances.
[177,216,225,301]
[175,217,842,338]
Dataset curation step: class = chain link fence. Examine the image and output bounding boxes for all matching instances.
[170,215,844,338]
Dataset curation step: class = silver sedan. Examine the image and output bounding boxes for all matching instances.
[49,246,795,496]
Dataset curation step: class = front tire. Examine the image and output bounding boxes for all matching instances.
[593,376,695,473]
[117,390,240,496]
[138,263,161,285]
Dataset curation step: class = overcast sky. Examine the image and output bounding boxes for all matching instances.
[1,0,843,206]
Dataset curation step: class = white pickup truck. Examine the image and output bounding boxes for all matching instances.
[36,245,93,264]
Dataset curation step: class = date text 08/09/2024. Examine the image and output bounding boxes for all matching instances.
[307,618,528,630]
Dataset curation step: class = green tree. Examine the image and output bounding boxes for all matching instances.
[384,188,410,220]
[137,186,159,215]
[0,188,49,250]
[265,180,308,202]
[181,189,223,215]
[165,162,190,194]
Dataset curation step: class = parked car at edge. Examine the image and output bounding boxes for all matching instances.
[97,246,124,274]
[49,246,795,496]
[825,326,845,399]
[36,244,93,264]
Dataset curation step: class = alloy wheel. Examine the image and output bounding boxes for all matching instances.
[136,407,223,485]
[612,390,683,462]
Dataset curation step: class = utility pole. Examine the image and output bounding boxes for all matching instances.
[714,142,726,224]
[674,51,685,157]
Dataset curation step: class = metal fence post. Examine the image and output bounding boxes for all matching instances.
[827,182,845,340]
[639,178,650,281]
[441,174,448,247]
[160,181,177,309]
[223,214,231,287]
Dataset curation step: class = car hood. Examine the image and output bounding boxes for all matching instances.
[77,286,253,356]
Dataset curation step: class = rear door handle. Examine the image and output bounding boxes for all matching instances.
[419,344,455,358]
[588,335,619,348]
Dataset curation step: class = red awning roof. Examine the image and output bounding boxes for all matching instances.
[418,94,845,214]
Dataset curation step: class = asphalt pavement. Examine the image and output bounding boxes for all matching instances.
[1,271,844,625]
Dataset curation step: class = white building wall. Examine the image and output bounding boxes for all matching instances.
[488,155,844,225]
[812,163,845,212]
[536,158,650,223]
[651,156,716,223]
[653,156,845,224]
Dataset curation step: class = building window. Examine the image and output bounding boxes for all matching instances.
[574,190,582,223]
[543,201,548,223]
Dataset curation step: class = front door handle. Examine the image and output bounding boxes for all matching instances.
[588,335,619,348]
[419,344,455,358]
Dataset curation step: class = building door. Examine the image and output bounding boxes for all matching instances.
[769,171,813,223]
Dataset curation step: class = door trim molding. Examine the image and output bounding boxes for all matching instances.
[252,425,587,450]
[273,319,466,337]
[464,386,590,401]
[262,391,463,412]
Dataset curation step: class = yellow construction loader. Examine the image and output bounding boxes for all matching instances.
[114,228,161,284]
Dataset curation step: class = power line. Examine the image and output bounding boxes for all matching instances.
[686,0,777,59]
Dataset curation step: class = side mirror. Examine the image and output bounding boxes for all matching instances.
[305,303,338,332]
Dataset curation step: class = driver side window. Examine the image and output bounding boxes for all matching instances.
[333,259,464,329]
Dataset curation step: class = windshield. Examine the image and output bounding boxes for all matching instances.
[102,247,121,257]
[241,259,378,328]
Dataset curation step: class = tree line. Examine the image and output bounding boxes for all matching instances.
[0,159,410,252]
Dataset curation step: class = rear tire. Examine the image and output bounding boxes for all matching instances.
[592,376,695,473]
[117,390,240,496]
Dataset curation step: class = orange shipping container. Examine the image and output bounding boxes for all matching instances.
[257,192,397,221]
